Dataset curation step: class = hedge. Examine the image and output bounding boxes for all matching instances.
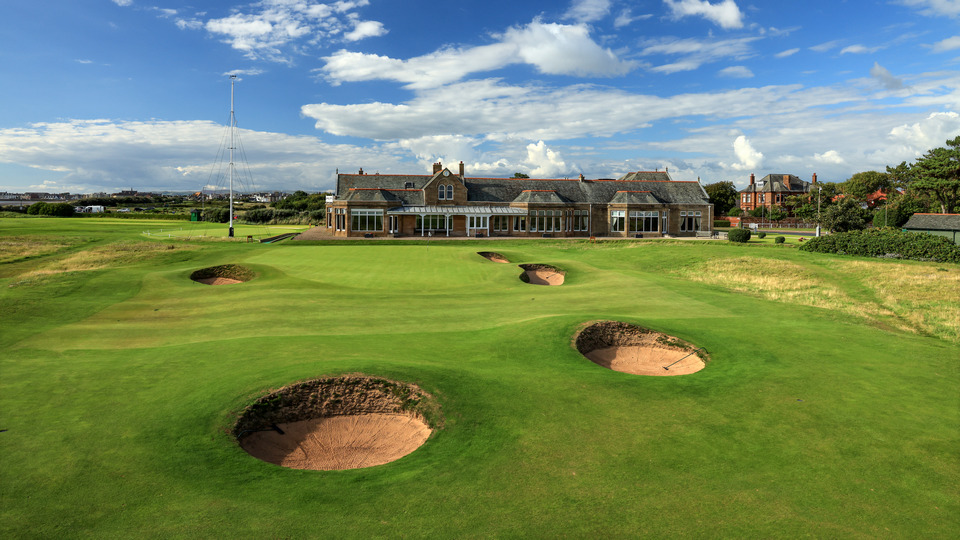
[728,228,751,243]
[799,228,960,263]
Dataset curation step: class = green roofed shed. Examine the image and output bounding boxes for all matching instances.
[902,213,960,245]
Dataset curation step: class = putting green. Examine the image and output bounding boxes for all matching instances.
[1,218,957,538]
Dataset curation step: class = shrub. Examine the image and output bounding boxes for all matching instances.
[728,228,751,243]
[775,236,785,244]
[799,228,960,263]
[25,202,74,217]
[757,232,766,239]
[203,208,231,223]
[713,220,730,228]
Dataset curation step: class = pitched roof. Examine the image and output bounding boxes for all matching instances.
[336,171,709,206]
[739,174,811,193]
[610,191,661,204]
[343,188,403,203]
[902,213,960,231]
[511,190,571,204]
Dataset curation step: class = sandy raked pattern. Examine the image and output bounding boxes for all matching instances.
[241,414,432,471]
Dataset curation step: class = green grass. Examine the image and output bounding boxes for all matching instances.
[1,218,958,538]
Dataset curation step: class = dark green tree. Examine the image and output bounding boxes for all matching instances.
[822,198,870,232]
[512,172,530,178]
[842,171,891,202]
[703,181,738,216]
[767,205,787,222]
[910,136,960,213]
[886,161,915,189]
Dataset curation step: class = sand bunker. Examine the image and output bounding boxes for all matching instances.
[478,251,510,263]
[574,321,707,376]
[190,264,254,285]
[235,375,442,471]
[519,263,565,286]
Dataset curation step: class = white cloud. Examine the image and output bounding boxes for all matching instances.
[0,119,401,192]
[564,0,612,23]
[224,68,266,77]
[814,150,845,164]
[320,21,635,89]
[344,20,387,41]
[614,9,652,28]
[187,0,379,62]
[810,40,842,52]
[775,48,800,58]
[641,35,759,73]
[888,112,960,152]
[664,0,744,29]
[931,36,960,52]
[111,0,133,6]
[525,141,570,177]
[895,0,960,17]
[870,62,904,90]
[718,65,754,78]
[730,135,763,170]
[841,44,882,54]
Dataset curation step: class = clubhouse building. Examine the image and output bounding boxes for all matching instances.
[326,162,713,238]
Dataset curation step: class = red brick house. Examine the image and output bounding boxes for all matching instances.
[739,173,817,213]
[326,162,713,238]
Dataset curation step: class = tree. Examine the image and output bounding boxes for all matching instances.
[842,171,891,203]
[822,198,870,232]
[910,136,960,213]
[767,205,787,222]
[886,161,915,189]
[703,181,738,216]
[512,172,530,178]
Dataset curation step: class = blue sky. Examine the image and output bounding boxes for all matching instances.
[1,0,959,194]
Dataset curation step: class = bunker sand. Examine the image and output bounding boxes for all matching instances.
[575,320,706,376]
[194,277,243,286]
[478,251,510,263]
[519,264,565,286]
[240,414,431,471]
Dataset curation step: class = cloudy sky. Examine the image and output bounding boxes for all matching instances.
[1,0,959,194]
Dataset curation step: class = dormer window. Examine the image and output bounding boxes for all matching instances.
[438,184,446,200]
[446,185,453,200]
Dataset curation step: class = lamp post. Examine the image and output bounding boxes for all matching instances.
[816,185,822,237]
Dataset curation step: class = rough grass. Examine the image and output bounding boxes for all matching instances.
[0,235,81,264]
[8,241,188,287]
[672,255,960,341]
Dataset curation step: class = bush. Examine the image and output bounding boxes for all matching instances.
[308,210,326,223]
[713,220,730,228]
[728,228,751,243]
[203,208,231,223]
[757,232,766,239]
[25,202,74,217]
[775,236,785,244]
[799,228,960,263]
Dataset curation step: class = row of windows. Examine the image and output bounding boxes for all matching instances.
[351,209,383,232]
[679,211,701,232]
[342,208,700,233]
[437,184,455,200]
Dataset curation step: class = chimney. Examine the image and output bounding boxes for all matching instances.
[749,173,755,186]
[459,161,464,177]
[783,174,791,190]
[358,168,364,175]
[433,162,442,174]
[812,173,817,184]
